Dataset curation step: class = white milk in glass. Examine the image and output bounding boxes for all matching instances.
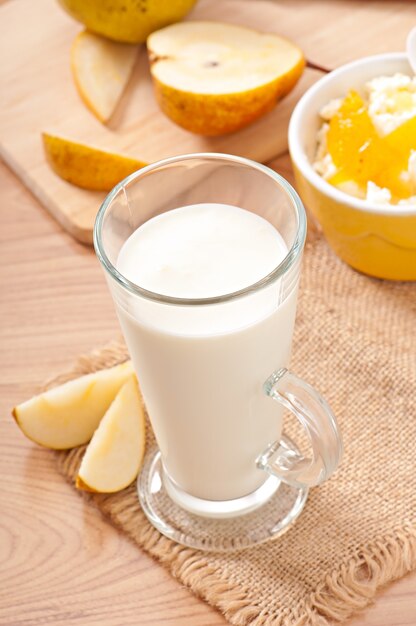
[116,203,298,502]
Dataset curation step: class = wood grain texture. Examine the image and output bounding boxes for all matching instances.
[1,0,416,623]
[1,0,414,244]
[1,157,416,626]
[0,0,320,244]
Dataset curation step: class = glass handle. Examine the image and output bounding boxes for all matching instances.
[257,368,343,488]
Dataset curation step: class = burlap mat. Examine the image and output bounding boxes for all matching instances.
[51,235,416,626]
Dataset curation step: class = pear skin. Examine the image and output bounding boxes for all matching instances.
[58,0,197,44]
[71,30,139,123]
[148,21,305,136]
[42,133,147,191]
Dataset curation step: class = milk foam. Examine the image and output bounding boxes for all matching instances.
[117,203,287,298]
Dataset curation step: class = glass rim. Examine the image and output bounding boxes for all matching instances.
[94,152,307,306]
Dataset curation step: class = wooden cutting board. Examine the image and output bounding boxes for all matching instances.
[0,0,413,244]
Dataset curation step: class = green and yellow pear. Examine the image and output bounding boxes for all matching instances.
[58,0,198,44]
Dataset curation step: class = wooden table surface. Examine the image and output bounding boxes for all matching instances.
[1,155,416,625]
[1,0,416,620]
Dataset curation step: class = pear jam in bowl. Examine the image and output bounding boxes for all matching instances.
[289,53,416,280]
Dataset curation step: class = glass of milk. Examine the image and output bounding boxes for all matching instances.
[94,154,342,550]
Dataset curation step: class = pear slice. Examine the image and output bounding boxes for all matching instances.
[71,30,139,123]
[42,133,147,191]
[12,361,134,449]
[76,376,145,493]
[147,21,305,136]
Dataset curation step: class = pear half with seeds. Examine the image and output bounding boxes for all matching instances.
[147,21,305,136]
[12,361,134,449]
[77,376,146,493]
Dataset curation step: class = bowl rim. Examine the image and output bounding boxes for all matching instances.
[288,52,416,217]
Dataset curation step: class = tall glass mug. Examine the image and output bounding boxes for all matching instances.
[94,154,342,551]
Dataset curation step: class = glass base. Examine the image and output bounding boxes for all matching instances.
[137,438,308,552]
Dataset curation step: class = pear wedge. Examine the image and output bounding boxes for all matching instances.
[12,361,134,449]
[42,133,147,191]
[76,376,146,493]
[71,30,139,123]
[147,21,305,136]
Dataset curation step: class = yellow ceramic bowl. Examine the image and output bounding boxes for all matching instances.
[288,53,416,281]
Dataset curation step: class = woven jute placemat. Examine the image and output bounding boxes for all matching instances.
[51,235,416,626]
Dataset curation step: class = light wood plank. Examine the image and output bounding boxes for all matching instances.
[0,162,227,626]
[1,0,416,622]
[0,0,319,243]
[1,156,415,626]
[1,0,414,244]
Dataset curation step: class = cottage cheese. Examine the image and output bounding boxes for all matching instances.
[366,181,391,205]
[367,74,416,136]
[313,74,416,206]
